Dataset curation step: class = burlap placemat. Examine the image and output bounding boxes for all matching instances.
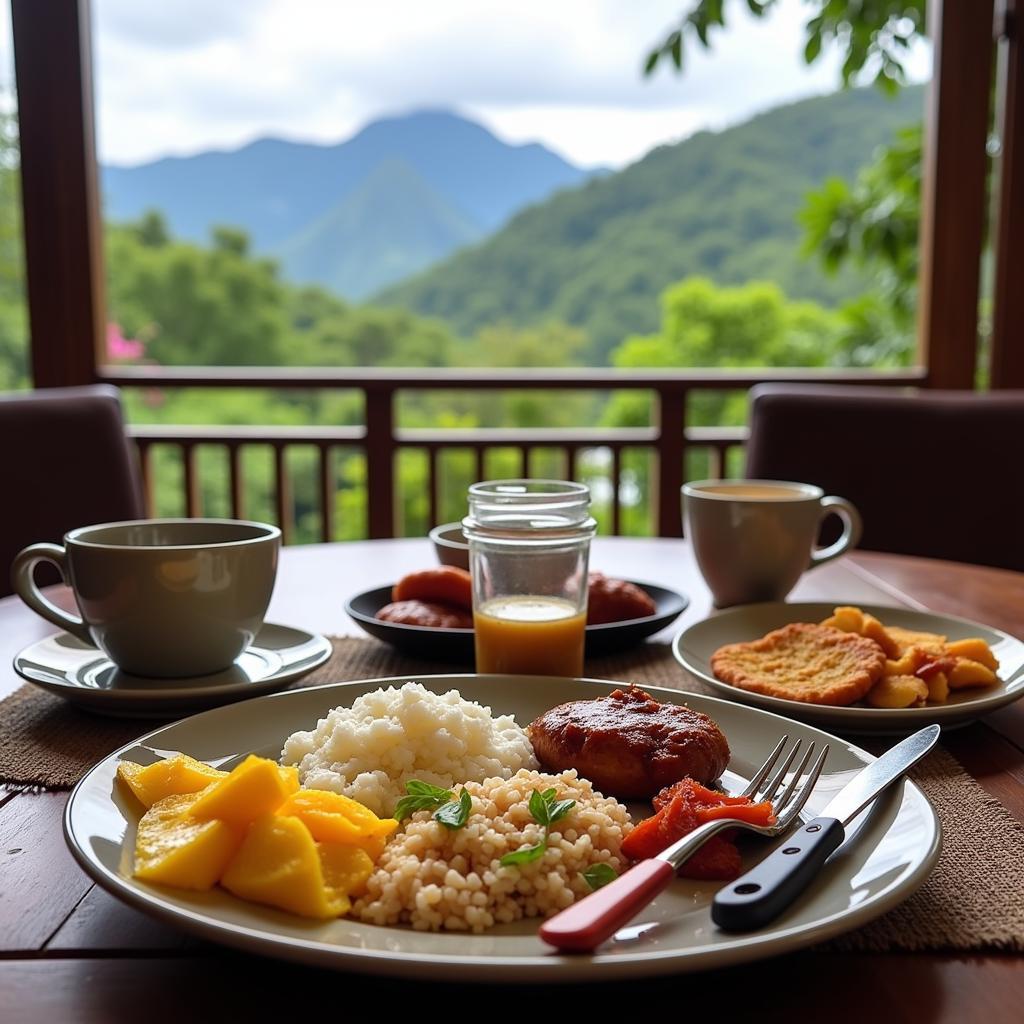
[2,637,1022,953]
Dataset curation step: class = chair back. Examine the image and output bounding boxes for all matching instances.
[744,384,1024,572]
[0,384,145,598]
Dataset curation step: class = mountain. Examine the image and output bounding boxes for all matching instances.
[101,110,596,298]
[378,87,925,359]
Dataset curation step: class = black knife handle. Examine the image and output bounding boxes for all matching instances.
[711,817,846,932]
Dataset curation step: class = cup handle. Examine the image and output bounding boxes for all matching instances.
[10,543,93,643]
[809,496,862,568]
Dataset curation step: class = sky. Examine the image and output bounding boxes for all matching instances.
[1,1,931,170]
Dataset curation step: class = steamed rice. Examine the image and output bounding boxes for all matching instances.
[353,768,633,932]
[280,682,538,817]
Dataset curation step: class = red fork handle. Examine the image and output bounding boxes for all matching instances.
[539,859,675,952]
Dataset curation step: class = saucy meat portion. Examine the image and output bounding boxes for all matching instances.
[376,600,473,629]
[586,573,657,624]
[527,685,730,799]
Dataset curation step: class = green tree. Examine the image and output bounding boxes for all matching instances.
[647,2,927,362]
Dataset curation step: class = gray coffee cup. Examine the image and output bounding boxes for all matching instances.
[682,480,861,608]
[11,519,280,678]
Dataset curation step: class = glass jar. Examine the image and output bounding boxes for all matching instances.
[462,479,596,676]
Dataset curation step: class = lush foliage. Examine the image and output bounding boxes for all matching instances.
[379,85,923,361]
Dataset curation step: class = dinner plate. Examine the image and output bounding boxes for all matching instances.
[345,581,688,661]
[64,674,939,981]
[673,601,1024,734]
[14,623,332,717]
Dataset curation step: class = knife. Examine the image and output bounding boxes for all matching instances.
[711,723,940,932]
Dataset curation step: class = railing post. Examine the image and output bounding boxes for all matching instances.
[365,388,396,538]
[657,388,687,538]
[916,0,996,387]
[12,0,105,388]
[991,0,1024,387]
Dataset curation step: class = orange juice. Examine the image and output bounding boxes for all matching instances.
[474,596,586,676]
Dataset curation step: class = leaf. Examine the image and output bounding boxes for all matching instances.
[643,49,660,76]
[405,780,453,800]
[434,788,473,830]
[528,788,551,826]
[499,841,547,867]
[547,798,576,824]
[582,863,618,891]
[803,32,822,64]
[394,779,453,819]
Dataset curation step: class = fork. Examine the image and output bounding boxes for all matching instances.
[538,735,829,952]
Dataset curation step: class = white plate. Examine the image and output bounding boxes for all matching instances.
[673,601,1024,734]
[14,623,332,717]
[64,674,940,981]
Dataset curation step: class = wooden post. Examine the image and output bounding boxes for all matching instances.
[991,0,1024,388]
[365,390,396,537]
[916,0,996,388]
[11,0,105,388]
[657,389,686,538]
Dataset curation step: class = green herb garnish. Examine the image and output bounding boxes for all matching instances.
[500,788,577,868]
[434,788,472,830]
[582,863,618,891]
[394,779,453,820]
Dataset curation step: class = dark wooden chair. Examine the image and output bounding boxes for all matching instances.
[0,384,145,597]
[744,384,1024,572]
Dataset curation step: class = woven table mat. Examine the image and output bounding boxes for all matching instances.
[1,636,1022,953]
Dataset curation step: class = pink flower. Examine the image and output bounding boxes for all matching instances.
[106,322,145,361]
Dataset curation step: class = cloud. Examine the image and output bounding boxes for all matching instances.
[86,0,930,167]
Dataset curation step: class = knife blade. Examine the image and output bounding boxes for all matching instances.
[711,723,940,932]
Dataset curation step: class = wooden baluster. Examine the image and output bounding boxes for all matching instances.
[319,445,333,542]
[474,446,485,484]
[365,390,395,538]
[657,389,687,538]
[424,447,439,528]
[274,445,289,543]
[611,445,622,536]
[183,444,200,518]
[136,440,154,517]
[710,444,725,481]
[229,444,244,519]
[519,447,528,478]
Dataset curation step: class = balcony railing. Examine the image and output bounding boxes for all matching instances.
[101,365,927,541]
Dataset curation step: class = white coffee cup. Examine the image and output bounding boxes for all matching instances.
[682,479,862,608]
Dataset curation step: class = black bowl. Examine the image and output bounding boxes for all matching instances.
[345,581,689,664]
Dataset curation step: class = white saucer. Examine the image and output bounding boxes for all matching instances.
[13,623,333,718]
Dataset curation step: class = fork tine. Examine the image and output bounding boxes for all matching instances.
[777,744,830,828]
[740,735,789,798]
[770,742,815,813]
[758,740,803,804]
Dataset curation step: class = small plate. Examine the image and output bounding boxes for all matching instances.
[64,674,939,981]
[673,601,1024,734]
[13,623,333,718]
[345,581,689,661]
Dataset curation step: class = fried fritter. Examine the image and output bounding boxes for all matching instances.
[376,600,472,629]
[711,622,886,706]
[586,573,657,624]
[527,685,730,799]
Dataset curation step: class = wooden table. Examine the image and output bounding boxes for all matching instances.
[2,538,1023,1021]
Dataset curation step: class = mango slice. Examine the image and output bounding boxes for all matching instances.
[188,755,299,827]
[277,790,398,859]
[221,814,358,919]
[134,792,242,890]
[320,843,374,897]
[118,754,228,809]
[926,671,950,703]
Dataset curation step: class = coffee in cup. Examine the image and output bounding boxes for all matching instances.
[10,519,280,677]
[682,480,861,608]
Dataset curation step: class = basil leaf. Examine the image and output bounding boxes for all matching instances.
[540,787,557,802]
[582,864,617,891]
[434,788,472,830]
[528,789,551,826]
[405,780,453,801]
[547,798,576,824]
[499,841,547,867]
